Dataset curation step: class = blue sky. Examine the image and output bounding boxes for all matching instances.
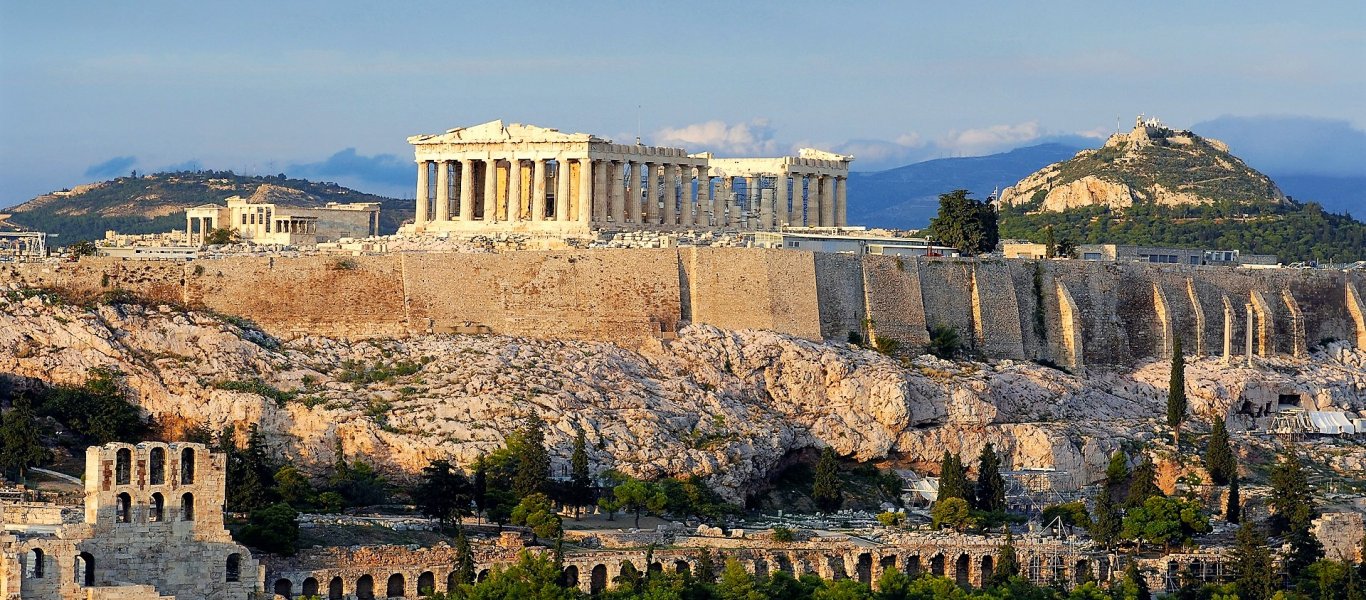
[2,1,1364,202]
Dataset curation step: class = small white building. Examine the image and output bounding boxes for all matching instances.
[754,229,960,257]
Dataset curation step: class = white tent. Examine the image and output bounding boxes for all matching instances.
[1306,411,1356,435]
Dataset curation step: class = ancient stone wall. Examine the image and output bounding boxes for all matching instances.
[814,253,867,342]
[681,247,822,340]
[859,255,929,351]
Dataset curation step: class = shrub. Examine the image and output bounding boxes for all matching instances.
[771,526,795,542]
[928,324,963,359]
[212,379,296,406]
[875,511,906,527]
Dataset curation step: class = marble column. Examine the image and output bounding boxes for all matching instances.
[459,160,475,221]
[793,175,807,226]
[835,176,847,228]
[531,159,547,222]
[810,175,825,226]
[700,172,714,227]
[482,159,498,221]
[434,161,450,222]
[625,162,641,224]
[775,173,789,228]
[577,159,594,223]
[592,160,608,222]
[506,159,522,221]
[680,166,696,227]
[664,164,680,226]
[822,175,836,227]
[644,163,660,224]
[415,161,429,227]
[609,161,625,223]
[721,177,734,226]
[554,158,570,222]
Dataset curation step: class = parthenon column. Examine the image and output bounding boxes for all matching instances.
[507,159,522,221]
[775,173,789,228]
[720,177,734,226]
[625,162,641,223]
[812,175,827,226]
[531,159,547,221]
[577,159,594,224]
[609,161,625,223]
[482,159,498,221]
[664,164,680,226]
[835,176,847,227]
[700,171,713,227]
[459,159,474,221]
[415,161,429,227]
[790,175,805,226]
[554,158,570,222]
[681,166,696,227]
[434,161,450,222]
[644,163,660,224]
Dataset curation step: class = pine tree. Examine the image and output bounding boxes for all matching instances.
[1120,562,1152,600]
[1105,450,1129,486]
[937,451,969,503]
[452,527,475,586]
[510,414,550,499]
[0,396,48,481]
[975,443,1006,512]
[1092,484,1122,548]
[694,548,718,584]
[812,447,843,513]
[1225,473,1241,524]
[413,459,470,532]
[1125,457,1162,509]
[1167,336,1187,446]
[568,429,592,519]
[1205,418,1236,485]
[1269,446,1316,535]
[1231,522,1276,600]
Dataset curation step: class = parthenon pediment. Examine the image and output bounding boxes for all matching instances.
[409,119,603,145]
[797,147,854,162]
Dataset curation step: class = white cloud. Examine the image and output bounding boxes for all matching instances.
[935,121,1042,156]
[652,119,780,156]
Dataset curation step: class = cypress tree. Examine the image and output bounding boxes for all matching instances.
[812,447,843,512]
[510,414,550,499]
[1126,457,1162,508]
[1205,419,1236,485]
[1231,522,1276,600]
[975,443,1007,512]
[1269,447,1316,535]
[992,528,1020,585]
[1167,336,1187,446]
[1121,562,1152,600]
[452,527,475,585]
[938,451,969,503]
[569,429,592,519]
[1225,473,1241,524]
[1092,484,1122,548]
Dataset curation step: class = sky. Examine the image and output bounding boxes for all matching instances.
[2,1,1364,203]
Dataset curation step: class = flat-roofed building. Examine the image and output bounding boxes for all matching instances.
[185,197,380,246]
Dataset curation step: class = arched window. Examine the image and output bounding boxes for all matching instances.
[302,577,319,597]
[149,448,166,485]
[328,577,343,599]
[115,449,132,485]
[26,548,44,578]
[416,572,434,597]
[355,574,374,600]
[115,493,131,523]
[149,493,164,522]
[386,573,405,597]
[75,552,95,586]
[181,492,195,521]
[181,448,195,484]
[225,553,241,582]
[274,578,293,598]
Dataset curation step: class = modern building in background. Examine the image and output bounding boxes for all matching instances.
[755,230,960,257]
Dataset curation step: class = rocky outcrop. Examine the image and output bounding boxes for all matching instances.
[2,294,1362,499]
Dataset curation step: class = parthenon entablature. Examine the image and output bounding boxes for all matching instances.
[405,120,854,236]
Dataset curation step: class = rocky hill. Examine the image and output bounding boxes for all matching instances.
[2,171,413,242]
[998,118,1287,212]
[4,291,1363,500]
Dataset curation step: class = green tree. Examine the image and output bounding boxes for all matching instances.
[992,529,1021,585]
[509,414,551,499]
[273,465,317,509]
[222,425,279,512]
[613,478,668,529]
[413,459,471,532]
[0,396,48,481]
[510,492,562,544]
[717,558,764,600]
[1230,522,1276,600]
[69,240,98,257]
[1225,473,1240,524]
[328,448,389,508]
[1116,562,1152,600]
[452,527,476,586]
[974,443,1006,512]
[1040,501,1092,530]
[205,228,238,245]
[1044,225,1057,258]
[37,368,148,444]
[931,497,975,531]
[937,451,970,503]
[235,502,299,556]
[927,324,963,360]
[812,447,843,513]
[1126,457,1162,508]
[926,189,999,255]
[1269,446,1317,535]
[1105,450,1129,487]
[694,549,718,585]
[1091,484,1122,548]
[568,429,593,519]
[1120,496,1211,552]
[1204,418,1236,485]
[460,551,582,600]
[1168,336,1187,446]
[661,475,732,522]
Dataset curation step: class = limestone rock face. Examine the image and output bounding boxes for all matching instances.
[2,295,1361,500]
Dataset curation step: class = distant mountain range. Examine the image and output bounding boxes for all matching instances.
[846,142,1365,230]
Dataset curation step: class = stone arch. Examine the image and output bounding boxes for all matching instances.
[75,552,94,586]
[476,569,490,583]
[856,552,873,584]
[115,448,131,485]
[673,560,690,576]
[181,447,196,484]
[930,554,945,577]
[1165,561,1180,592]
[225,553,241,582]
[591,564,608,593]
[649,562,663,575]
[416,571,434,596]
[328,576,344,599]
[752,558,768,579]
[387,572,405,597]
[355,574,375,599]
[1189,559,1203,582]
[1075,559,1090,584]
[905,555,921,577]
[1097,557,1110,582]
[115,492,131,523]
[26,548,44,578]
[181,492,195,521]
[149,447,166,485]
[980,555,994,585]
[149,492,165,522]
[561,565,579,588]
[774,554,793,574]
[879,554,897,574]
[446,571,459,592]
[274,578,293,599]
[955,553,970,586]
[303,577,319,597]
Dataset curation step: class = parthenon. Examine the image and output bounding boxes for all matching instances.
[405,120,853,235]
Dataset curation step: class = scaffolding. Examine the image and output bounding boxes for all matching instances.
[0,231,47,260]
[1003,469,1080,515]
